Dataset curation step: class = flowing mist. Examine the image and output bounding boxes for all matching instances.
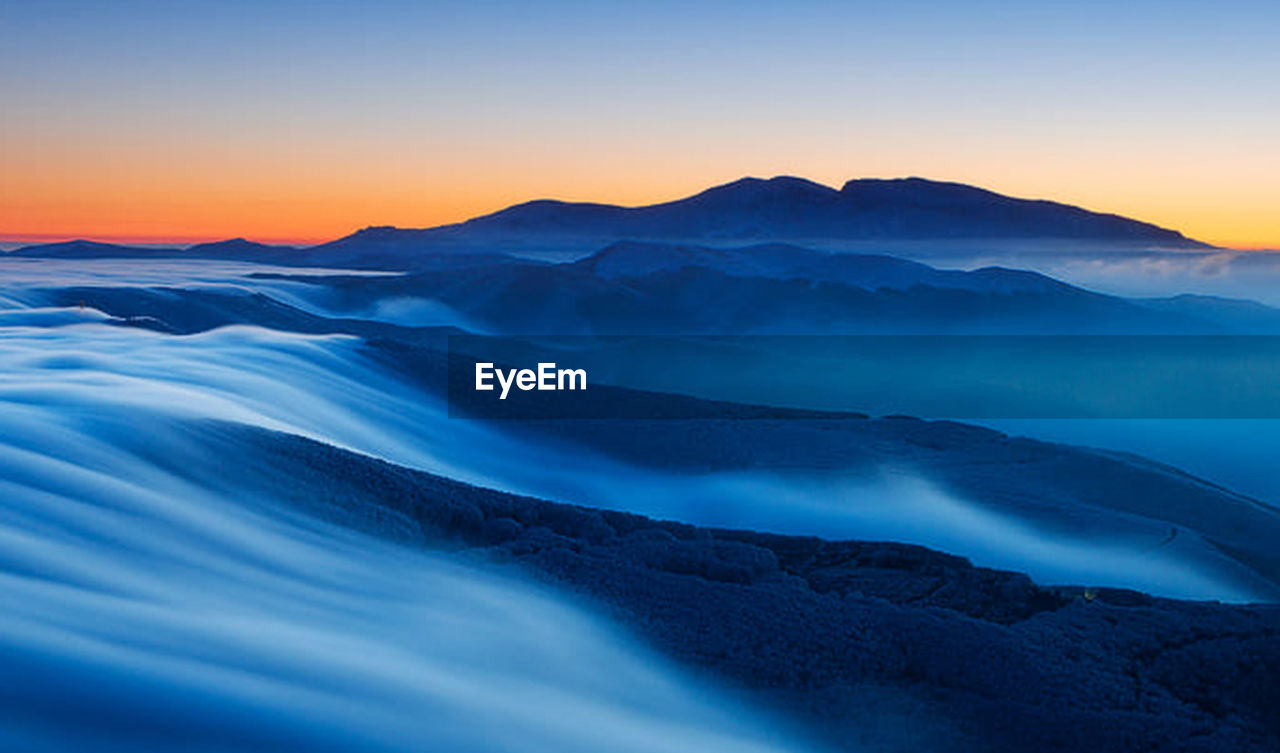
[0,296,1259,601]
[0,329,807,752]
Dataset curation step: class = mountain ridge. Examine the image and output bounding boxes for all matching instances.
[5,176,1213,265]
[431,175,1210,247]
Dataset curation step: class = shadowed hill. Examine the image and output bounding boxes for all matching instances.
[170,419,1280,753]
[400,175,1210,248]
[7,237,297,263]
[33,282,1280,600]
[4,176,1211,270]
[6,239,180,258]
[282,241,1247,334]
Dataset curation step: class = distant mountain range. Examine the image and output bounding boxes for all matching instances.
[36,236,1275,336]
[435,176,1208,245]
[283,240,1280,335]
[5,176,1210,268]
[5,237,297,261]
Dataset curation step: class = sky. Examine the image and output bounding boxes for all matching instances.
[1,0,1277,248]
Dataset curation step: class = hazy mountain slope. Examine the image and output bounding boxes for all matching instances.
[570,240,1076,292]
[287,244,1227,334]
[24,237,1280,335]
[370,340,1280,601]
[1137,294,1280,333]
[29,277,1280,599]
[45,262,1226,335]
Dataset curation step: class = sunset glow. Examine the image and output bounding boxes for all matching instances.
[3,1,1277,249]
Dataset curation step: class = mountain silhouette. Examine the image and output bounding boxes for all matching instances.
[8,237,295,263]
[429,176,1209,246]
[7,239,179,258]
[7,176,1209,268]
[184,238,298,260]
[573,240,1076,293]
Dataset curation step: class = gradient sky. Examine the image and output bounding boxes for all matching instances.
[2,0,1277,248]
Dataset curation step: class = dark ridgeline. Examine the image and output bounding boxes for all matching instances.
[6,175,1209,269]
[6,239,182,258]
[441,176,1206,245]
[203,420,1279,753]
[242,241,1280,335]
[6,237,296,261]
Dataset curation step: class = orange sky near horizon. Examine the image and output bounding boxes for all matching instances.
[1,167,1275,250]
[4,2,1277,251]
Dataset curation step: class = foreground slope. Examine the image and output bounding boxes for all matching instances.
[203,421,1280,753]
[29,281,1280,598]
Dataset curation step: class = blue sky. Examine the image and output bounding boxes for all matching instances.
[2,0,1277,245]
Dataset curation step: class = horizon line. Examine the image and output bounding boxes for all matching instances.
[3,232,1275,254]
[1,174,1276,251]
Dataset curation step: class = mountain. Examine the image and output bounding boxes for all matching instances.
[6,237,297,264]
[221,420,1280,753]
[412,175,1210,248]
[1137,294,1280,332]
[6,177,1211,268]
[35,234,1280,336]
[6,239,180,258]
[573,240,1076,293]
[184,237,299,262]
[283,240,1254,334]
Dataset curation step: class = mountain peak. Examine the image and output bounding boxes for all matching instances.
[840,176,1006,200]
[9,239,176,258]
[692,175,839,198]
[440,175,1208,248]
[349,225,406,238]
[187,237,293,251]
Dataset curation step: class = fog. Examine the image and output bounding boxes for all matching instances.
[894,247,1280,307]
[3,192,1278,751]
[0,311,1257,601]
[0,258,1271,751]
[0,325,807,752]
[981,419,1280,506]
